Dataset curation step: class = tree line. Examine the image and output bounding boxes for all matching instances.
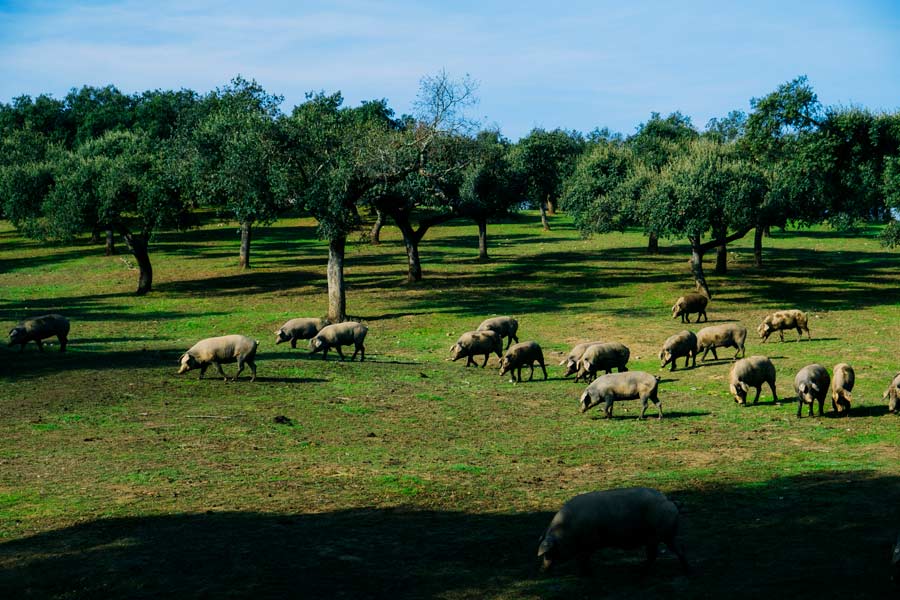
[1,74,899,317]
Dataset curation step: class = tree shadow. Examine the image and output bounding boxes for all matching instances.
[587,410,710,420]
[3,472,896,598]
[0,347,180,380]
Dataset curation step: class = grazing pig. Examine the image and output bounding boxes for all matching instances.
[671,293,708,323]
[659,331,697,371]
[537,487,689,576]
[696,323,747,361]
[450,330,502,367]
[883,372,900,414]
[579,371,661,419]
[177,335,259,382]
[831,363,855,416]
[476,316,519,350]
[560,341,604,378]
[728,355,778,405]
[794,364,830,418]
[757,309,811,342]
[274,318,328,348]
[499,341,547,383]
[575,342,630,383]
[8,314,70,352]
[309,322,368,362]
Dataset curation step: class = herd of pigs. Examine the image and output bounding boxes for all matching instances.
[6,299,900,584]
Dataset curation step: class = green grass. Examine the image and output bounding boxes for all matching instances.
[0,213,899,599]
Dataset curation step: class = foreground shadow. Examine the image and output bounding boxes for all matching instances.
[2,472,897,599]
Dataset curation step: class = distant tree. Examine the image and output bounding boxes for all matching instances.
[64,85,134,146]
[459,130,524,260]
[281,92,411,319]
[189,77,286,269]
[33,131,188,294]
[363,73,479,283]
[744,76,823,266]
[510,128,585,229]
[626,112,698,253]
[561,141,636,236]
[641,139,767,295]
[705,110,747,143]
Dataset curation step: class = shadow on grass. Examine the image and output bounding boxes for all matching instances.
[586,411,709,420]
[2,472,897,599]
[0,294,230,325]
[0,347,179,381]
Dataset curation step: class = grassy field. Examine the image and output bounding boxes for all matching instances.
[0,212,898,599]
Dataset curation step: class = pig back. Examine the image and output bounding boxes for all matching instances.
[560,488,677,549]
[189,335,257,362]
[319,321,367,345]
[731,356,775,386]
[20,314,70,338]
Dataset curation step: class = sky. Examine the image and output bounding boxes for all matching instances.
[1,0,898,139]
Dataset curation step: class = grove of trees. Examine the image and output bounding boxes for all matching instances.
[1,74,899,314]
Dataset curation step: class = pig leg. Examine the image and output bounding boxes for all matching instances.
[768,381,778,404]
[639,397,649,419]
[247,359,256,382]
[480,354,489,368]
[540,361,548,380]
[290,338,297,348]
[710,347,719,360]
[817,397,824,417]
[465,355,474,367]
[664,536,691,574]
[321,347,329,360]
[35,339,44,352]
[213,361,228,382]
[359,344,365,362]
[778,330,785,342]
[199,364,208,380]
[604,398,614,418]
[335,346,346,361]
[700,310,707,322]
[642,543,658,573]
[753,386,762,405]
[59,335,68,352]
[516,366,523,383]
[796,400,803,418]
[528,363,535,381]
[234,359,245,381]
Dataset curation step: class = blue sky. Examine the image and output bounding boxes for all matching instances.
[1,0,898,139]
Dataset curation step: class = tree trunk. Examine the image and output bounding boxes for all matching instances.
[90,227,101,244]
[393,218,423,283]
[540,199,551,231]
[370,210,384,245]
[546,198,557,215]
[239,221,252,270]
[105,230,116,256]
[754,226,764,267]
[123,232,153,296]
[403,234,423,283]
[715,244,727,274]
[477,218,489,260]
[647,233,659,254]
[327,236,347,322]
[689,240,711,299]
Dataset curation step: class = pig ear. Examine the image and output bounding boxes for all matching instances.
[178,353,188,364]
[798,382,808,394]
[537,535,555,557]
[729,384,736,395]
[810,383,819,392]
[274,330,281,335]
[739,382,750,393]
